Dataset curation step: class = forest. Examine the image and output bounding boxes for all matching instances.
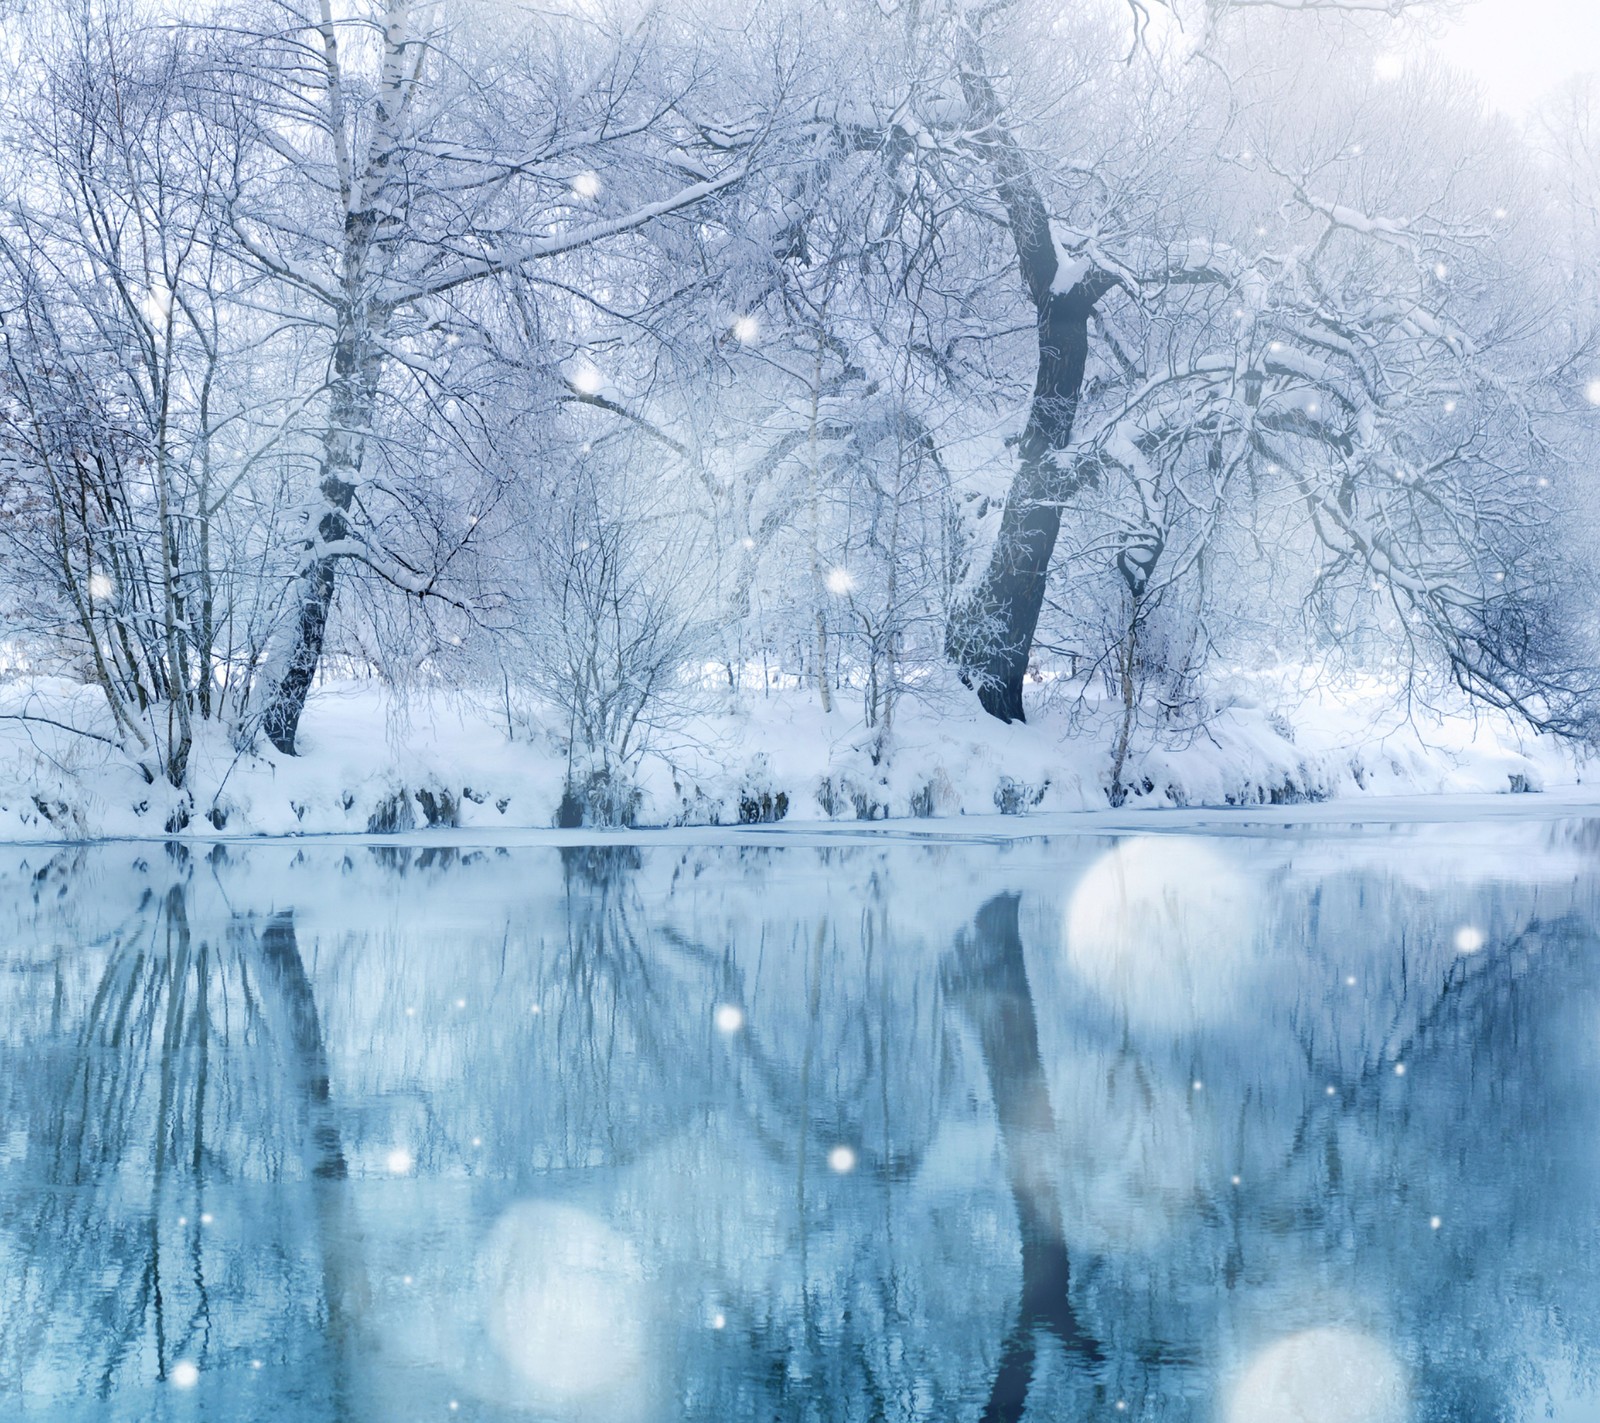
[2,0,1598,831]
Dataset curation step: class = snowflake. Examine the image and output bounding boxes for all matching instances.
[825,567,856,596]
[571,171,601,199]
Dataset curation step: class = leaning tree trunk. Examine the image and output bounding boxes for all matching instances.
[946,48,1107,723]
[258,329,372,755]
[947,893,1102,1420]
[255,0,411,755]
[949,288,1097,722]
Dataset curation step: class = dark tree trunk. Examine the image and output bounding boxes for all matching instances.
[951,289,1096,722]
[947,47,1105,723]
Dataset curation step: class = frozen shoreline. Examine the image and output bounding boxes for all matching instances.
[8,776,1600,852]
[2,675,1590,845]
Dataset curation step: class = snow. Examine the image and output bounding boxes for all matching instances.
[0,668,1588,843]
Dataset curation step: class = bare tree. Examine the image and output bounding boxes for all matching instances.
[214,0,758,754]
[0,1,304,794]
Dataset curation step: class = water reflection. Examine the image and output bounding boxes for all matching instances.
[0,822,1598,1420]
[952,893,1106,1422]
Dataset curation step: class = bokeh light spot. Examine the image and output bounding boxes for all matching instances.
[1229,1327,1406,1423]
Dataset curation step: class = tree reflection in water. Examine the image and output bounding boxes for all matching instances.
[947,893,1103,1421]
[0,853,358,1416]
[0,824,1598,1421]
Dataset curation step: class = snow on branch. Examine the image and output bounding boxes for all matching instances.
[403,165,750,304]
[1297,193,1416,250]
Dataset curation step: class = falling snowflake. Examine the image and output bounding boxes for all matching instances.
[572,365,603,395]
[571,171,601,199]
[825,567,856,596]
[714,1003,744,1033]
[828,1144,857,1173]
[732,315,759,343]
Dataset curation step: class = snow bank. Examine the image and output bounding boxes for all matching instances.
[0,671,1588,843]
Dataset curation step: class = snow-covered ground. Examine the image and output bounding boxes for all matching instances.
[0,671,1591,843]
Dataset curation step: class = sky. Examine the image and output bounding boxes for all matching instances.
[1427,0,1600,116]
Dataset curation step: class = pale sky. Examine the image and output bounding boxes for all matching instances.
[1429,0,1600,116]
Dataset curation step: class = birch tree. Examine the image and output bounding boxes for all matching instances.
[223,0,756,753]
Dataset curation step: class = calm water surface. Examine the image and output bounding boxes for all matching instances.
[2,820,1599,1421]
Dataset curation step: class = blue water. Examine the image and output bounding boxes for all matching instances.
[1,821,1597,1421]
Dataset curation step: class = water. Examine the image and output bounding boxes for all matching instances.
[2,819,1599,1422]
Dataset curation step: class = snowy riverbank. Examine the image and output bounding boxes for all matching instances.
[0,673,1588,843]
